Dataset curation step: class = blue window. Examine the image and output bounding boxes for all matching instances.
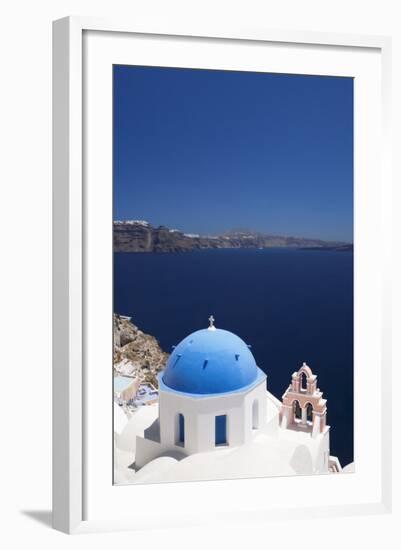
[178,413,185,444]
[215,414,227,445]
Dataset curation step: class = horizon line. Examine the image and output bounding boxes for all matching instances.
[113,219,353,244]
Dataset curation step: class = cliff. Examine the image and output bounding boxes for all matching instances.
[114,314,169,387]
[113,220,351,253]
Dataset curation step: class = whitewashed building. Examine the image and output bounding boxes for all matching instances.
[136,317,266,468]
[130,317,342,478]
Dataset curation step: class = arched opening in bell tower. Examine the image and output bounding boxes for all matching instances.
[306,403,313,422]
[300,371,308,392]
[293,399,302,421]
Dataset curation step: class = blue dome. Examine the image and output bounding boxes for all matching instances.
[162,328,258,395]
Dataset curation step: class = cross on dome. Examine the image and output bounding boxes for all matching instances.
[208,315,216,331]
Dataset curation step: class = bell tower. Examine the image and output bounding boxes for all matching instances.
[280,362,328,439]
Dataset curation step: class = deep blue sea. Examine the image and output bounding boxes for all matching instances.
[114,248,354,467]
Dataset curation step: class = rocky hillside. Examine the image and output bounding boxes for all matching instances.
[114,220,350,253]
[114,314,169,387]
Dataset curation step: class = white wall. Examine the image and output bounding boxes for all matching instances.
[136,378,267,465]
[158,379,266,451]
[1,1,399,548]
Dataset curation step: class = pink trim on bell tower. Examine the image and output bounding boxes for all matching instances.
[280,362,328,438]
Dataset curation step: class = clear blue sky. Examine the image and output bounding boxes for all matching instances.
[113,65,353,242]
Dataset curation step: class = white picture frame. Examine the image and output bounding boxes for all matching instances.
[52,16,392,534]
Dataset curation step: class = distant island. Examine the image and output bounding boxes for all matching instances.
[114,220,353,253]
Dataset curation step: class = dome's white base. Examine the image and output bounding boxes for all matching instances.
[114,391,341,485]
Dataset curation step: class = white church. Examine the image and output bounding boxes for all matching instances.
[114,317,348,484]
